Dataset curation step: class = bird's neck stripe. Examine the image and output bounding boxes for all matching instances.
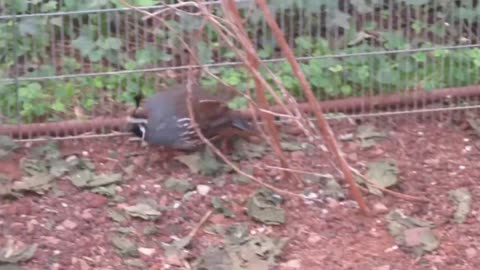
[127,116,148,124]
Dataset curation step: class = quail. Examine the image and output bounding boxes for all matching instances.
[127,83,256,151]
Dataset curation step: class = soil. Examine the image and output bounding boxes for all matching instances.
[1,116,480,270]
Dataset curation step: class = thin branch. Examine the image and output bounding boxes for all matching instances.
[350,166,430,203]
[142,1,201,20]
[255,0,369,215]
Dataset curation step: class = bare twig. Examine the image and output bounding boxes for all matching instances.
[349,166,430,203]
[255,0,369,215]
[142,1,201,20]
[220,0,304,183]
[263,165,335,179]
[186,210,213,242]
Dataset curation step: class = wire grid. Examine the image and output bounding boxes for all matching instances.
[1,0,480,131]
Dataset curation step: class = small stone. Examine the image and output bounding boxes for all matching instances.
[27,219,38,233]
[58,219,78,230]
[196,185,211,196]
[290,151,305,159]
[172,201,181,209]
[372,265,391,270]
[73,258,90,270]
[9,222,25,234]
[341,200,359,208]
[373,202,388,213]
[347,152,358,161]
[210,214,225,224]
[283,259,301,269]
[465,247,477,259]
[326,197,339,208]
[66,155,78,163]
[132,156,146,167]
[303,192,318,200]
[384,245,398,253]
[285,126,302,135]
[83,192,108,208]
[138,247,156,256]
[369,228,380,238]
[307,234,322,244]
[80,209,94,220]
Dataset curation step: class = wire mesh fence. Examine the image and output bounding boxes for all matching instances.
[1,0,480,134]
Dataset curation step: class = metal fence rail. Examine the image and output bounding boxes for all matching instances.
[1,0,480,130]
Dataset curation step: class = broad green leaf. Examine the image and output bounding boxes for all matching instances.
[131,0,157,6]
[196,41,212,65]
[72,35,96,56]
[178,13,203,32]
[18,18,39,36]
[340,85,352,95]
[41,1,58,12]
[351,0,373,14]
[326,10,351,30]
[10,0,29,12]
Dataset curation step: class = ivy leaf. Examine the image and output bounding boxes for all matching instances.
[340,85,352,95]
[326,10,351,30]
[411,52,427,63]
[351,0,373,14]
[455,7,479,22]
[88,0,110,9]
[258,45,273,58]
[131,0,157,6]
[99,37,122,51]
[52,101,66,112]
[136,45,172,66]
[297,0,335,11]
[178,13,203,32]
[376,66,401,85]
[196,41,212,65]
[328,64,343,73]
[380,32,409,50]
[72,35,96,57]
[18,18,39,36]
[295,36,313,53]
[41,1,58,12]
[88,50,104,62]
[10,0,29,13]
[49,17,63,27]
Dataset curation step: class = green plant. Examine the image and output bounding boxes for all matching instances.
[2,0,480,123]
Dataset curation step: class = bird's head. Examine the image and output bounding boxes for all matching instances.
[126,91,148,140]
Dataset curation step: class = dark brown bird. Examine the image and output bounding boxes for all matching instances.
[127,83,255,151]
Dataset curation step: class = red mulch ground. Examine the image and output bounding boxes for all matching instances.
[1,116,480,270]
